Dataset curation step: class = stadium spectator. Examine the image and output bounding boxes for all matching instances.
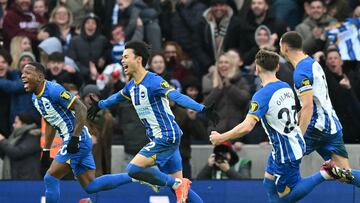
[170,0,207,56]
[58,0,94,28]
[67,13,108,84]
[81,84,113,176]
[149,53,172,82]
[323,48,360,143]
[0,0,8,32]
[48,5,77,54]
[202,53,251,133]
[197,141,251,179]
[0,51,40,128]
[3,0,46,49]
[38,37,79,72]
[0,113,41,180]
[9,35,32,69]
[33,0,48,20]
[163,41,194,85]
[270,0,302,30]
[242,0,287,64]
[295,0,338,54]
[104,0,160,51]
[45,52,83,88]
[192,0,252,76]
[323,0,350,22]
[353,5,360,18]
[0,49,12,137]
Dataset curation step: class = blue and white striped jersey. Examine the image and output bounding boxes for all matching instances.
[32,80,90,142]
[293,56,342,135]
[248,81,305,163]
[118,72,182,143]
[327,18,360,61]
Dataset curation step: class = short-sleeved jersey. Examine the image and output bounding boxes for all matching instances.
[121,72,182,143]
[248,81,305,164]
[293,56,342,135]
[32,81,89,142]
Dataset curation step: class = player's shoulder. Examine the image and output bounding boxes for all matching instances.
[295,56,315,73]
[146,72,169,88]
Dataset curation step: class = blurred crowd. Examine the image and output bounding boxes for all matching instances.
[0,0,359,180]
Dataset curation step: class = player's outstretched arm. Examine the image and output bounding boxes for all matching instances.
[210,116,257,145]
[298,92,314,135]
[167,90,204,111]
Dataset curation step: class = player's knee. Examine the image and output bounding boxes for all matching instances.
[84,182,97,194]
[44,173,59,187]
[126,164,143,179]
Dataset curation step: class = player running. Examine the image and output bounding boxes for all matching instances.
[87,41,218,203]
[21,62,156,203]
[209,50,349,202]
[279,31,358,186]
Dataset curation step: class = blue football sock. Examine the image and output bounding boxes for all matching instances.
[126,164,176,187]
[44,173,60,203]
[84,173,132,194]
[349,169,360,187]
[187,189,204,203]
[263,178,280,203]
[281,172,325,202]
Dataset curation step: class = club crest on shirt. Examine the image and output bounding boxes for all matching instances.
[60,91,71,100]
[301,78,311,86]
[160,80,170,89]
[249,101,259,112]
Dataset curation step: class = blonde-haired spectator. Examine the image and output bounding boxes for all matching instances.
[58,0,94,28]
[10,36,33,69]
[49,5,76,53]
[202,53,251,133]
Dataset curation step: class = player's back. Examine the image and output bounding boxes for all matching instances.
[32,80,89,142]
[294,56,342,135]
[249,81,305,163]
[121,72,182,143]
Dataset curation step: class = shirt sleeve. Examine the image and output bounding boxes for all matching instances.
[151,76,175,97]
[50,84,76,109]
[98,83,131,109]
[293,70,313,96]
[247,91,268,122]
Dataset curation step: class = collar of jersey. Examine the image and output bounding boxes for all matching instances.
[295,54,309,68]
[36,81,46,97]
[134,71,148,84]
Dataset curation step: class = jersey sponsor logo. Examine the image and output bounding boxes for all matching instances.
[249,101,259,112]
[60,91,71,100]
[301,78,311,87]
[160,80,170,89]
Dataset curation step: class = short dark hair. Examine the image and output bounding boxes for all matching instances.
[255,50,279,71]
[48,52,65,62]
[309,0,325,6]
[125,41,151,67]
[0,49,13,65]
[27,62,46,76]
[281,31,303,50]
[325,48,341,58]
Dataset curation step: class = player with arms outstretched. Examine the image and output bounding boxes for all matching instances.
[87,41,218,203]
[21,62,154,203]
[280,31,359,186]
[210,50,349,202]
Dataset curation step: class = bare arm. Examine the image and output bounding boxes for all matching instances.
[43,121,56,150]
[69,97,87,137]
[298,92,314,135]
[210,116,257,145]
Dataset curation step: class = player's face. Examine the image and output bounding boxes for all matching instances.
[279,39,288,59]
[21,64,41,92]
[121,49,138,76]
